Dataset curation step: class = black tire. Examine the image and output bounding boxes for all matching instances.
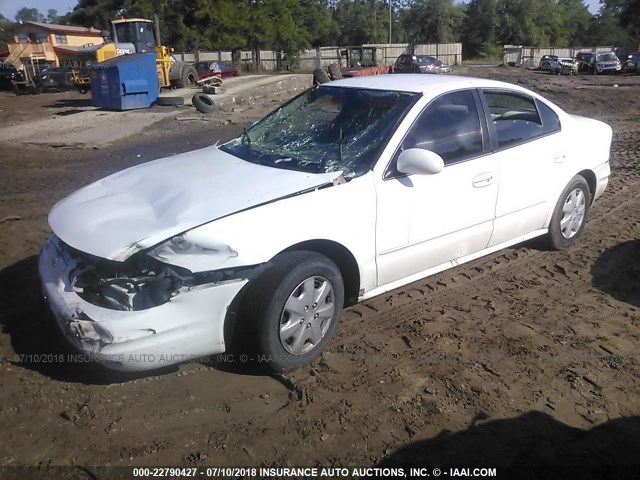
[244,251,344,373]
[313,68,330,85]
[546,175,591,250]
[173,65,198,89]
[192,93,216,114]
[78,86,88,94]
[155,96,184,106]
[328,63,343,80]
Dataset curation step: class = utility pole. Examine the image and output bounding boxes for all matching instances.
[153,0,162,45]
[153,13,161,46]
[389,0,392,44]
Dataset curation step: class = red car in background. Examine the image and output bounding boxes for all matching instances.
[194,61,239,80]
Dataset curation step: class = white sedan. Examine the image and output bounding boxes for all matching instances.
[39,74,612,372]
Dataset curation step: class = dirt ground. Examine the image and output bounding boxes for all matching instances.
[1,67,640,477]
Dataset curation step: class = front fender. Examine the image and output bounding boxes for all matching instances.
[169,172,378,293]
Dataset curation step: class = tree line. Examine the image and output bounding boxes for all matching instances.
[1,1,639,59]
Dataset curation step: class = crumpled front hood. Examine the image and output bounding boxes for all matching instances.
[49,145,340,261]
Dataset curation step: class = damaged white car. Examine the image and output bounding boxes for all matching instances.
[40,74,612,372]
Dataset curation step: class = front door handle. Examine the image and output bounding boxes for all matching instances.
[472,172,493,188]
[553,152,567,163]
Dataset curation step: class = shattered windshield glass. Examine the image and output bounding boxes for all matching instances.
[221,86,419,178]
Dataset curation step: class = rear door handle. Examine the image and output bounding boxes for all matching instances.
[472,172,493,188]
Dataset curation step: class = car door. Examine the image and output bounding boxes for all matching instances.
[480,89,563,247]
[375,89,499,286]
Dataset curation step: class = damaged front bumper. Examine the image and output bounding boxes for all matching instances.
[38,236,248,371]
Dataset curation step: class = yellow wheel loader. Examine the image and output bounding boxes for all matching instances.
[73,17,197,93]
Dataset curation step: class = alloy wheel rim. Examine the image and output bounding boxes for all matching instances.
[279,276,335,355]
[560,187,586,239]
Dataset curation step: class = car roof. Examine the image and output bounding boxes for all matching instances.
[324,74,526,95]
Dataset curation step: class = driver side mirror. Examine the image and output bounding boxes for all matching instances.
[397,148,444,176]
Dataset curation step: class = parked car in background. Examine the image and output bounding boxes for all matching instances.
[194,61,239,80]
[622,52,640,73]
[539,55,558,71]
[548,57,578,75]
[40,74,612,374]
[575,52,595,72]
[33,67,73,91]
[592,52,621,74]
[395,54,451,74]
[0,62,25,89]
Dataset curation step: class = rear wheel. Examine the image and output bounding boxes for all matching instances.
[244,251,344,372]
[546,175,590,250]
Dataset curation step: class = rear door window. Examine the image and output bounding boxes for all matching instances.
[483,91,558,149]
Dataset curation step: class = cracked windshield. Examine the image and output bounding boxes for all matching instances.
[221,86,418,178]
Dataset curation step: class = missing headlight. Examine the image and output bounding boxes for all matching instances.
[62,241,261,311]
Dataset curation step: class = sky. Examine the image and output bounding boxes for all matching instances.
[0,0,78,20]
[0,0,604,22]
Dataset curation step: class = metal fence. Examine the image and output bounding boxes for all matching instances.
[173,43,463,72]
[504,45,619,68]
[364,43,462,66]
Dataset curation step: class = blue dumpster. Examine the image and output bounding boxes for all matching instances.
[90,52,158,110]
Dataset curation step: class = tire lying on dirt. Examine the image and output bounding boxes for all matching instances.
[546,175,591,250]
[243,251,344,372]
[156,96,185,106]
[192,93,216,114]
[328,63,343,80]
[313,68,331,85]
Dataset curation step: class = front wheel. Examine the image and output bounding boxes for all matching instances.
[245,251,344,372]
[173,65,198,88]
[546,175,590,250]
